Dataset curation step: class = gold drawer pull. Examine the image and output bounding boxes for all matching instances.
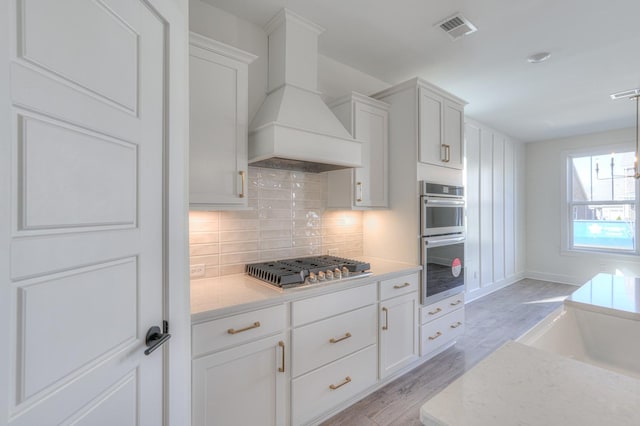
[382,307,389,330]
[356,182,363,202]
[278,341,285,373]
[428,307,442,315]
[428,331,442,340]
[330,332,352,344]
[329,376,352,390]
[450,299,463,306]
[450,321,463,329]
[227,321,260,334]
[238,170,246,198]
[393,282,411,289]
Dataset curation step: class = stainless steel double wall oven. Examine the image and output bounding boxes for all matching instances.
[420,182,465,305]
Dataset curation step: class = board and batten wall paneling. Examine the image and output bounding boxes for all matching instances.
[492,135,505,283]
[479,125,494,288]
[464,123,481,293]
[465,119,524,302]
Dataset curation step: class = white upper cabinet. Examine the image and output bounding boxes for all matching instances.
[419,87,465,169]
[189,33,256,210]
[374,78,466,174]
[327,92,389,209]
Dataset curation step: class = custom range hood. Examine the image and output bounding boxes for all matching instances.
[249,9,362,173]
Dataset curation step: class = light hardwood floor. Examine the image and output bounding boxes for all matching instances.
[321,279,576,426]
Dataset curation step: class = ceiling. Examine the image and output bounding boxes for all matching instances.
[202,0,640,142]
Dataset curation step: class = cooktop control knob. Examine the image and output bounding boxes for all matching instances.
[341,267,350,278]
[317,271,325,281]
[334,268,342,279]
[326,270,334,280]
[308,272,317,283]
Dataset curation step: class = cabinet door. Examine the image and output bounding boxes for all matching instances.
[379,292,419,378]
[418,88,444,165]
[353,101,388,207]
[443,100,464,170]
[192,334,287,426]
[189,42,249,209]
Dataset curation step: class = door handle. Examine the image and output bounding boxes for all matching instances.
[144,321,171,356]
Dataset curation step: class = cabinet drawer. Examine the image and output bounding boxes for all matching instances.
[292,283,377,326]
[292,345,377,426]
[420,308,465,357]
[380,273,420,300]
[192,304,286,357]
[420,292,464,324]
[292,305,377,377]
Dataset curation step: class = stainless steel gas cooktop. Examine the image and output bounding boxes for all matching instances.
[245,255,371,289]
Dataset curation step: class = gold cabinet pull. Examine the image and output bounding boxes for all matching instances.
[330,332,352,344]
[450,299,463,306]
[382,307,389,330]
[356,182,363,202]
[329,376,352,390]
[278,341,285,373]
[227,321,260,334]
[428,331,443,340]
[393,282,410,289]
[238,170,246,198]
[441,144,451,162]
[450,321,463,329]
[428,307,442,315]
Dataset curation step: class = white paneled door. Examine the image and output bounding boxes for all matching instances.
[2,0,168,424]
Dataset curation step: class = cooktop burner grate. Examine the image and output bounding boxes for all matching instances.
[245,255,370,288]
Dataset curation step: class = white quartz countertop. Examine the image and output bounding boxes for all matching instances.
[191,257,420,322]
[420,340,640,426]
[565,272,640,320]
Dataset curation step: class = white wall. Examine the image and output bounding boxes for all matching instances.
[465,119,526,301]
[189,0,390,122]
[526,127,639,285]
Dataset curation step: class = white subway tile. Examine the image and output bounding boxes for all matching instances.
[189,232,219,244]
[220,252,259,265]
[189,244,219,256]
[220,264,246,276]
[220,241,259,254]
[219,230,259,242]
[259,239,292,250]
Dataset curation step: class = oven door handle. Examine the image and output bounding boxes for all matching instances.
[424,198,465,206]
[424,236,465,247]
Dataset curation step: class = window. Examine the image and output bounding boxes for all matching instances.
[566,149,638,254]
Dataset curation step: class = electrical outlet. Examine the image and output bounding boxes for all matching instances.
[327,248,339,256]
[190,264,205,278]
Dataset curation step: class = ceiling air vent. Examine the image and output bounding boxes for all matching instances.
[437,13,477,40]
[610,88,640,100]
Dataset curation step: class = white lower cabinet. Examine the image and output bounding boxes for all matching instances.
[420,292,465,357]
[192,333,287,426]
[192,272,426,425]
[379,290,419,379]
[291,345,377,425]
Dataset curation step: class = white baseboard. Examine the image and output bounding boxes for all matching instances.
[524,270,582,286]
[465,272,525,303]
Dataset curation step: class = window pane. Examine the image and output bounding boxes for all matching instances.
[572,204,635,250]
[571,152,636,202]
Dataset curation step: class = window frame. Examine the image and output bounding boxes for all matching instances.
[561,143,639,257]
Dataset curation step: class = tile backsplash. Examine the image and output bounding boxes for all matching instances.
[189,167,363,279]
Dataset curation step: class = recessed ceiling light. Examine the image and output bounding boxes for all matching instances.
[527,52,551,63]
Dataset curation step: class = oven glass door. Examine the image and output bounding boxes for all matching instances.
[422,198,464,235]
[422,236,464,304]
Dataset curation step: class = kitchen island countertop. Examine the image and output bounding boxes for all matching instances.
[420,340,640,426]
[191,257,421,322]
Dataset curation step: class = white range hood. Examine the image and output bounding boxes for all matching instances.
[249,9,362,173]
